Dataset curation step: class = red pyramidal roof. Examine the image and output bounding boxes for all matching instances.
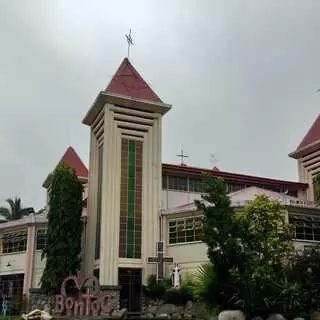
[43,147,88,188]
[296,114,320,152]
[57,146,88,178]
[105,58,162,103]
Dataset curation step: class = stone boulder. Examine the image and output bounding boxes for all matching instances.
[218,310,245,320]
[266,314,286,320]
[156,304,181,318]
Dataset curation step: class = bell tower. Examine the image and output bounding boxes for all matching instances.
[289,114,320,201]
[83,58,171,287]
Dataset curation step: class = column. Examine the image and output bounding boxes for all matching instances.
[23,224,36,294]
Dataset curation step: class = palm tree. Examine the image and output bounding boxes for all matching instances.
[0,197,34,221]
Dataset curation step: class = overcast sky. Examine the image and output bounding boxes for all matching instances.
[0,0,319,210]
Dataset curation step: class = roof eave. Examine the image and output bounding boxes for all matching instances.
[289,139,320,159]
[82,91,172,126]
[42,173,53,189]
[162,163,309,190]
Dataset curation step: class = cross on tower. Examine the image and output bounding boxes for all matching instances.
[147,242,173,280]
[176,149,188,166]
[125,28,134,59]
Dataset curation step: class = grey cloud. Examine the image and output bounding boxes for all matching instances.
[0,0,319,209]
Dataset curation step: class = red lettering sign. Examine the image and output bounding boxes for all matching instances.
[54,275,113,316]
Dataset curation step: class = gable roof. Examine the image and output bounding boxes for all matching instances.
[105,58,162,103]
[57,146,88,178]
[42,146,88,188]
[228,186,297,204]
[290,114,320,158]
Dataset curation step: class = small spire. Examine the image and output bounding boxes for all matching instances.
[176,149,188,166]
[125,28,134,59]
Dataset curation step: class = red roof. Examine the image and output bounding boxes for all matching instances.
[105,58,162,103]
[296,114,320,151]
[57,146,88,178]
[162,163,308,191]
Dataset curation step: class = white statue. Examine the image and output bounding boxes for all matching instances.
[171,263,181,287]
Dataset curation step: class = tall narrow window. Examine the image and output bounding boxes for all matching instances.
[119,139,143,259]
[95,144,103,260]
[36,229,47,250]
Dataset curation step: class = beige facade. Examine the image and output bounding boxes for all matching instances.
[83,95,171,285]
[0,58,319,310]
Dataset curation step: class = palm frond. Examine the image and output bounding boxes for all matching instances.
[0,207,11,220]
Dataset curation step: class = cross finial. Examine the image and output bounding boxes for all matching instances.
[125,28,134,59]
[176,149,188,166]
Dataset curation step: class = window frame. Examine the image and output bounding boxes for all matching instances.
[2,230,28,254]
[290,216,320,242]
[36,228,47,250]
[168,216,203,245]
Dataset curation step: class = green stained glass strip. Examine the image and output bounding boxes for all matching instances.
[126,140,136,258]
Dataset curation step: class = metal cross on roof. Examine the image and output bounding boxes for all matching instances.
[125,28,134,59]
[176,149,189,166]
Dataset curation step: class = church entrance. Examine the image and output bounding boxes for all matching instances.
[118,268,142,312]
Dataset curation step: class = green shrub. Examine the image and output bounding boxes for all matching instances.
[142,275,171,300]
[192,263,217,309]
[164,276,194,305]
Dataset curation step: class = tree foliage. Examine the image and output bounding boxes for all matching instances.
[231,194,295,317]
[0,197,34,220]
[192,263,217,308]
[40,163,83,294]
[196,176,296,317]
[195,176,245,308]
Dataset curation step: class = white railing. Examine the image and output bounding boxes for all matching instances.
[231,199,319,209]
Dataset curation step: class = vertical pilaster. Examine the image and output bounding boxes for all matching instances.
[84,131,98,275]
[100,105,119,285]
[24,225,36,295]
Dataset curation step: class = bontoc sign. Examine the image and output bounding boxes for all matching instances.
[55,274,112,316]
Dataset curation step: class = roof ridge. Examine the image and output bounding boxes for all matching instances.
[105,57,162,103]
[57,146,88,178]
[296,113,320,151]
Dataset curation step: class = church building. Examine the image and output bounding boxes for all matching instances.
[81,57,320,311]
[0,57,319,313]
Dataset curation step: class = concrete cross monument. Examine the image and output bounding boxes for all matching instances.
[147,241,173,280]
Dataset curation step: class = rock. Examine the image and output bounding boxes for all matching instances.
[252,317,264,320]
[218,310,245,320]
[266,314,286,320]
[184,300,197,318]
[293,318,305,320]
[156,304,180,316]
[144,312,154,319]
[147,305,159,314]
[111,308,127,319]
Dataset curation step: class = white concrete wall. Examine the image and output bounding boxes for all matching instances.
[0,253,26,276]
[32,251,46,288]
[161,190,202,210]
[166,242,208,277]
[294,240,319,251]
